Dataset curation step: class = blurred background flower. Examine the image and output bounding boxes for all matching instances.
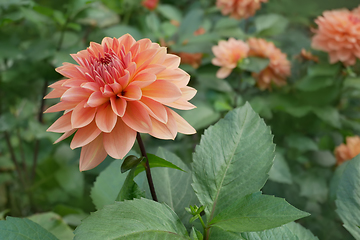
[216,0,268,19]
[335,136,360,165]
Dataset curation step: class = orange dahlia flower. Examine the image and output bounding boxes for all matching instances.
[216,0,268,20]
[45,34,196,171]
[247,38,291,90]
[312,7,360,66]
[142,0,159,11]
[335,136,360,165]
[212,38,249,79]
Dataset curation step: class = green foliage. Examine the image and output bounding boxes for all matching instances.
[0,216,57,240]
[74,198,190,240]
[336,155,360,239]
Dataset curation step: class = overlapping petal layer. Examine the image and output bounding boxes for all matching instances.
[312,6,360,66]
[46,34,196,171]
[247,38,291,90]
[216,0,268,20]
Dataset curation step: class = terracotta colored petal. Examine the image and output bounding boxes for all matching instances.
[71,100,97,128]
[150,47,167,65]
[141,80,182,104]
[61,87,91,102]
[165,99,196,110]
[122,84,142,101]
[168,109,196,134]
[79,134,107,171]
[44,88,67,99]
[139,97,168,123]
[70,120,102,149]
[131,73,157,88]
[95,103,117,133]
[44,101,78,113]
[54,129,76,144]
[81,82,100,92]
[110,96,127,117]
[62,78,87,88]
[49,79,67,89]
[118,34,136,53]
[117,70,130,88]
[101,37,114,49]
[47,111,73,133]
[122,101,152,133]
[133,48,158,68]
[87,91,109,107]
[139,64,166,75]
[149,108,177,139]
[103,118,137,159]
[56,63,84,79]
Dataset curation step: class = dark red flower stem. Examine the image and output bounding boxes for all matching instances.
[136,132,158,202]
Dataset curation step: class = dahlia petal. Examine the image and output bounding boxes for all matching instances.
[81,82,101,92]
[216,67,232,79]
[139,96,168,124]
[163,54,181,69]
[71,101,97,128]
[117,70,130,87]
[165,99,197,110]
[61,87,91,102]
[62,79,87,88]
[141,80,182,103]
[110,96,127,117]
[181,86,197,100]
[150,47,167,65]
[122,101,152,133]
[70,120,102,149]
[122,84,142,101]
[44,101,78,113]
[54,129,76,144]
[103,118,137,159]
[101,37,114,49]
[109,82,122,94]
[87,91,109,107]
[134,48,158,68]
[139,64,166,75]
[56,63,84,79]
[44,88,67,99]
[168,108,196,134]
[137,38,152,51]
[89,42,104,58]
[48,79,67,89]
[149,109,177,139]
[95,103,117,133]
[129,42,141,58]
[131,73,157,88]
[79,134,107,171]
[118,34,136,53]
[47,111,73,133]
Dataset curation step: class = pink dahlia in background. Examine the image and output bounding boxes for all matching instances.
[312,6,360,66]
[216,0,268,20]
[45,34,196,171]
[212,38,249,79]
[335,136,360,165]
[247,38,291,90]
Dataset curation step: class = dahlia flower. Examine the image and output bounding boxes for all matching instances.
[142,0,158,11]
[45,34,196,171]
[335,136,360,165]
[312,6,360,66]
[212,38,249,79]
[216,0,268,20]
[247,38,291,90]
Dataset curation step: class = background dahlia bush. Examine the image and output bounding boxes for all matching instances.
[1,0,360,239]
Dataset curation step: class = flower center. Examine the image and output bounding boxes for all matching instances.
[98,53,113,65]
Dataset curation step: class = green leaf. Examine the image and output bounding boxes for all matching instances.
[146,12,160,34]
[192,103,275,222]
[307,63,341,77]
[0,216,57,240]
[74,198,190,239]
[190,227,203,240]
[210,192,309,232]
[103,25,143,40]
[134,153,185,176]
[312,106,341,128]
[178,9,204,42]
[157,4,182,22]
[116,168,145,201]
[336,155,360,239]
[28,212,74,240]
[269,153,292,184]
[285,134,318,152]
[145,148,199,229]
[255,14,289,36]
[55,165,84,199]
[121,155,144,173]
[181,103,221,130]
[241,222,319,240]
[343,77,360,90]
[329,161,350,200]
[213,18,244,38]
[296,76,334,92]
[239,57,270,73]
[297,173,328,203]
[91,151,138,210]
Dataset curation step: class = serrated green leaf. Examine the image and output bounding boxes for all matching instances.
[116,168,145,201]
[336,155,360,239]
[74,198,190,240]
[144,148,199,229]
[28,212,74,240]
[241,222,319,240]
[192,103,275,223]
[134,153,185,176]
[0,216,57,240]
[210,192,309,232]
